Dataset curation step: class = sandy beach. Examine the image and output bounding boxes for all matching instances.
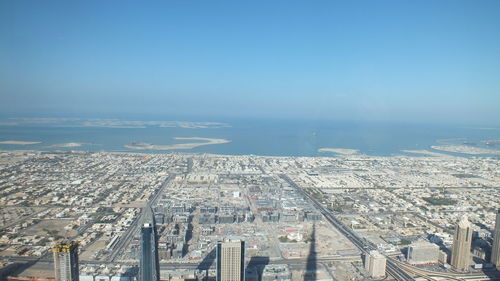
[125,137,231,150]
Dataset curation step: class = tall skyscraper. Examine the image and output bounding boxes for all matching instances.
[140,209,160,281]
[451,215,472,272]
[491,209,500,267]
[216,239,245,281]
[52,240,79,281]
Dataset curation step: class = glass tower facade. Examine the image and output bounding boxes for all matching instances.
[140,221,160,281]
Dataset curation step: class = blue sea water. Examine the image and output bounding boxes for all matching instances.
[0,118,499,157]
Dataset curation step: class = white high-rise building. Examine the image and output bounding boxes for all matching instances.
[216,239,245,281]
[365,250,386,278]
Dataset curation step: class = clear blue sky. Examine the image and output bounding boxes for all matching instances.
[1,0,499,124]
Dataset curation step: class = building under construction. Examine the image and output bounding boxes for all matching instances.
[52,241,79,281]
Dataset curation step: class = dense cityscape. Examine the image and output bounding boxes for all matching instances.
[1,1,500,280]
[0,150,499,280]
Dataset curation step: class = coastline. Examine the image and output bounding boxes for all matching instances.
[400,149,454,158]
[1,123,499,157]
[431,145,500,155]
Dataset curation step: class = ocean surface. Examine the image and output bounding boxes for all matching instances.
[0,118,499,157]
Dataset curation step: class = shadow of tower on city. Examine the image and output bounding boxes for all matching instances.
[197,246,216,280]
[247,255,270,281]
[123,265,139,278]
[304,223,317,281]
[3,260,37,280]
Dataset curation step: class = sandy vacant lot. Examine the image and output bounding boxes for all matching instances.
[23,219,76,237]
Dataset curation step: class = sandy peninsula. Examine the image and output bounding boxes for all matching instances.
[0,140,41,145]
[125,137,231,150]
[318,148,359,155]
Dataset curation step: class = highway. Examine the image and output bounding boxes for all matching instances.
[279,174,500,281]
[279,174,416,281]
[10,171,498,280]
[108,173,176,262]
[8,255,360,276]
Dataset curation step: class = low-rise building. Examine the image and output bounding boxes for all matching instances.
[407,240,440,265]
